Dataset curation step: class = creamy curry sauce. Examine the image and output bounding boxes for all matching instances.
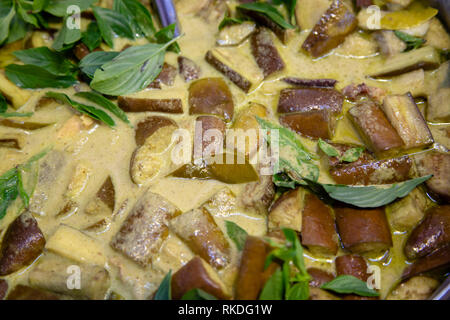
[0,0,448,300]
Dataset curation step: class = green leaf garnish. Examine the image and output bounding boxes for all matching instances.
[89,36,180,96]
[52,14,81,51]
[225,220,248,251]
[92,6,134,48]
[44,0,95,17]
[181,289,217,300]
[154,23,180,53]
[237,2,295,30]
[321,275,379,297]
[394,31,426,51]
[318,138,340,157]
[45,91,115,127]
[259,268,284,300]
[5,64,77,89]
[272,0,297,24]
[79,51,120,78]
[82,21,102,51]
[154,270,172,300]
[75,91,131,126]
[13,47,77,76]
[113,0,156,39]
[218,16,245,30]
[340,147,364,163]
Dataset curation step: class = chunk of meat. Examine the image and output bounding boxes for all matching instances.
[414,151,450,202]
[342,83,386,103]
[404,205,450,260]
[348,100,404,157]
[277,88,344,114]
[302,0,357,58]
[171,256,230,300]
[178,56,201,82]
[170,207,230,269]
[373,30,407,57]
[188,77,234,121]
[111,191,180,266]
[237,174,275,216]
[335,207,393,254]
[301,193,338,255]
[118,97,183,114]
[0,212,45,276]
[250,28,285,78]
[329,156,413,185]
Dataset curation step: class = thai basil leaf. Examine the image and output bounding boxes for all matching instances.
[259,268,284,300]
[273,172,296,189]
[225,220,248,251]
[218,16,244,30]
[6,13,30,44]
[45,91,115,127]
[286,281,309,300]
[13,47,77,76]
[0,168,19,220]
[154,270,172,300]
[82,21,102,51]
[16,0,38,27]
[321,275,379,297]
[33,0,48,12]
[52,14,81,51]
[181,289,217,300]
[89,38,178,96]
[306,175,433,208]
[394,31,425,51]
[75,91,131,126]
[154,23,180,53]
[318,138,339,157]
[0,1,15,44]
[5,64,77,88]
[340,147,364,163]
[113,0,156,38]
[45,0,95,17]
[79,51,120,78]
[272,0,297,24]
[92,6,134,48]
[237,2,295,29]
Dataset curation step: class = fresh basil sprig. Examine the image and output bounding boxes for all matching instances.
[52,13,81,51]
[237,2,295,30]
[225,220,248,251]
[79,51,120,78]
[13,47,77,76]
[154,23,180,53]
[75,91,131,126]
[0,148,49,219]
[260,228,311,300]
[44,0,95,17]
[45,91,115,127]
[394,31,425,51]
[82,21,102,51]
[321,275,379,297]
[89,36,181,96]
[92,6,135,48]
[272,0,297,24]
[154,270,172,300]
[113,0,156,39]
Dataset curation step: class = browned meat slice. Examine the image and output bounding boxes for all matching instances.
[335,254,370,281]
[235,236,268,300]
[148,63,177,89]
[110,191,180,266]
[404,205,450,260]
[178,56,201,82]
[0,212,46,276]
[6,285,60,300]
[301,193,338,255]
[205,50,252,93]
[308,268,335,287]
[277,88,344,114]
[329,156,413,185]
[170,207,230,269]
[348,100,404,157]
[302,0,357,57]
[414,151,450,202]
[279,110,336,140]
[342,83,386,103]
[402,244,450,280]
[335,207,392,254]
[188,77,234,121]
[118,96,183,114]
[171,256,230,300]
[250,28,285,78]
[237,175,275,215]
